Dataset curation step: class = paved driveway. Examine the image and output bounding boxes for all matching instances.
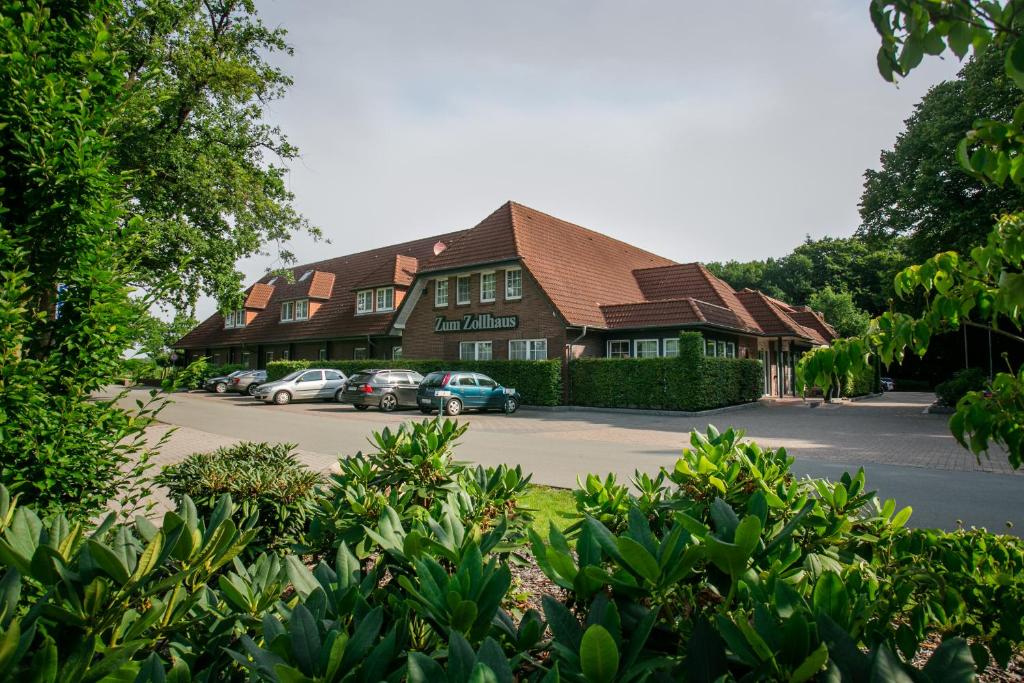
[122,389,1022,533]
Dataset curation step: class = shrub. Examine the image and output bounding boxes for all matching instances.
[266,358,563,405]
[156,441,322,555]
[841,362,877,397]
[936,367,988,407]
[569,332,762,410]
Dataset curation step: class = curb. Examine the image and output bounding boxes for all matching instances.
[849,392,884,402]
[520,400,765,418]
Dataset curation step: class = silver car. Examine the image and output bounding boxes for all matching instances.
[253,368,348,405]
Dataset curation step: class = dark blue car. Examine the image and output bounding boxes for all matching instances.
[416,371,521,416]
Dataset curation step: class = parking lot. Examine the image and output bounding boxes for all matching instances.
[125,388,1023,533]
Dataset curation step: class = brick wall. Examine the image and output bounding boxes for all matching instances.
[402,266,567,360]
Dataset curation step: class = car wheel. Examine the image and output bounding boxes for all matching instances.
[444,398,462,416]
[215,382,227,393]
[419,407,433,414]
[247,384,259,396]
[504,397,520,414]
[354,404,369,411]
[380,393,398,412]
[273,391,291,405]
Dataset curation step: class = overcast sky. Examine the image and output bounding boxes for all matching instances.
[202,0,959,319]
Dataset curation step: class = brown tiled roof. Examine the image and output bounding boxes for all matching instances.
[600,299,703,328]
[177,230,467,348]
[418,203,521,273]
[244,283,274,310]
[394,255,419,286]
[308,271,335,299]
[632,263,760,333]
[734,289,828,343]
[788,308,836,345]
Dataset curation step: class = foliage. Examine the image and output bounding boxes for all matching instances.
[0,0,166,520]
[707,235,910,315]
[309,419,533,560]
[936,367,989,407]
[266,358,563,406]
[569,332,762,411]
[799,2,1024,469]
[109,0,318,311]
[807,286,871,338]
[3,416,1024,680]
[859,44,1023,261]
[156,442,322,556]
[132,306,197,368]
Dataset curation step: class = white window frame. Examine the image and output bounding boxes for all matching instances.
[266,351,274,362]
[392,346,403,360]
[353,347,367,360]
[282,349,290,360]
[509,339,547,360]
[456,275,471,305]
[318,348,327,361]
[505,267,522,300]
[607,340,630,358]
[634,339,659,359]
[663,338,680,358]
[356,290,373,314]
[459,340,492,360]
[718,341,727,357]
[295,299,309,321]
[480,271,496,303]
[376,287,395,312]
[434,278,449,307]
[241,351,251,366]
[705,339,717,357]
[726,342,736,358]
[280,301,294,322]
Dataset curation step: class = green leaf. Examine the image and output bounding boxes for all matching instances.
[580,625,619,683]
[921,637,976,683]
[289,604,320,677]
[790,642,828,683]
[615,537,660,583]
[812,572,850,628]
[1006,37,1024,90]
[87,540,131,584]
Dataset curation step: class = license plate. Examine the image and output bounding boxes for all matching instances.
[348,386,359,392]
[419,398,429,404]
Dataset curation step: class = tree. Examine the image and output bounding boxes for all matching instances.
[132,305,198,366]
[0,0,162,517]
[800,0,1024,468]
[859,45,1024,261]
[807,287,872,338]
[109,0,319,312]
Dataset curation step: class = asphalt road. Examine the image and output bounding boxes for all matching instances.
[119,388,1023,534]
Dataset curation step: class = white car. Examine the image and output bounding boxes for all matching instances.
[880,377,895,391]
[253,369,348,405]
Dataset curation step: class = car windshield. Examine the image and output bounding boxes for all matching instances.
[421,372,447,387]
[349,372,373,384]
[280,371,304,381]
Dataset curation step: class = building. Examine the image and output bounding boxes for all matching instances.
[177,201,836,396]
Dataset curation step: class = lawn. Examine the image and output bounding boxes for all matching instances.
[520,484,577,541]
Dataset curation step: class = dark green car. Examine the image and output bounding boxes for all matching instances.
[416,371,521,416]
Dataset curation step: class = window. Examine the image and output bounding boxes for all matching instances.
[295,299,309,320]
[356,290,373,314]
[457,375,478,386]
[705,340,717,357]
[353,347,367,360]
[435,278,449,307]
[266,351,274,362]
[392,346,403,360]
[480,272,496,302]
[241,352,251,366]
[726,342,736,358]
[634,339,659,358]
[225,309,246,329]
[298,370,322,383]
[477,376,497,388]
[457,275,471,304]
[325,370,344,381]
[509,339,547,360]
[268,277,278,285]
[608,340,630,358]
[376,287,394,312]
[282,349,290,360]
[299,270,312,282]
[505,268,522,300]
[459,341,492,360]
[718,341,727,357]
[280,301,294,322]
[318,348,327,361]
[663,338,679,358]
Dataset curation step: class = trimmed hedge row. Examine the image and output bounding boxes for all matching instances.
[265,359,562,406]
[568,332,762,411]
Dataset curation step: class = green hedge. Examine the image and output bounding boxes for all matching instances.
[841,363,877,398]
[568,332,762,411]
[266,359,562,406]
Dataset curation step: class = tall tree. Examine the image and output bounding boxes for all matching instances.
[111,0,318,312]
[859,45,1024,260]
[806,287,871,338]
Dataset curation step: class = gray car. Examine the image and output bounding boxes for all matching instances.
[229,370,267,395]
[253,368,348,405]
[204,370,247,393]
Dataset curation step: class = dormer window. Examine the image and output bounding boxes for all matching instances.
[356,290,373,314]
[281,299,309,322]
[376,287,394,312]
[224,309,246,329]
